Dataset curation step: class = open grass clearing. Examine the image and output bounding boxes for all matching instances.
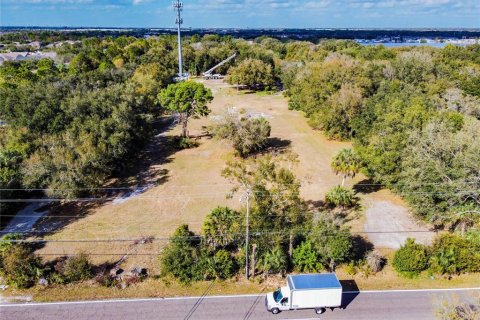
[28,79,432,274]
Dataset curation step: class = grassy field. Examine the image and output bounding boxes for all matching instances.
[6,80,449,302]
[32,80,358,270]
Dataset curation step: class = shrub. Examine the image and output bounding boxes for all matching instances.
[0,234,23,255]
[325,186,358,208]
[257,246,288,277]
[292,241,322,272]
[392,238,429,278]
[196,249,236,280]
[435,294,480,320]
[1,245,43,288]
[202,207,241,250]
[178,137,199,149]
[213,114,271,157]
[61,253,93,283]
[344,261,357,276]
[309,217,354,271]
[429,233,480,275]
[160,225,200,284]
[366,250,385,273]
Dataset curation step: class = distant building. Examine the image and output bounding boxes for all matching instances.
[0,51,57,65]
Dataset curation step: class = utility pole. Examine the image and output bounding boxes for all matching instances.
[245,188,251,279]
[173,0,183,78]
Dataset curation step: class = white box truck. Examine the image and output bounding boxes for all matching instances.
[265,273,343,315]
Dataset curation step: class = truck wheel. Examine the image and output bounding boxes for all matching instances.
[315,308,326,314]
[271,308,280,314]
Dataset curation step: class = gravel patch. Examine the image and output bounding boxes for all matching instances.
[364,200,435,249]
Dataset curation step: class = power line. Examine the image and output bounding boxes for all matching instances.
[0,181,476,192]
[0,229,445,238]
[0,189,478,203]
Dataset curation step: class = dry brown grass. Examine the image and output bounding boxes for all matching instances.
[7,269,480,303]
[18,80,441,301]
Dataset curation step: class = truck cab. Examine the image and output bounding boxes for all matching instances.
[266,286,291,313]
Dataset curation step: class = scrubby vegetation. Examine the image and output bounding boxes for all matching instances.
[392,233,480,278]
[212,111,271,157]
[1,32,479,293]
[283,41,480,227]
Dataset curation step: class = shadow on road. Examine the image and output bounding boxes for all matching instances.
[183,281,216,320]
[242,290,265,320]
[340,280,360,309]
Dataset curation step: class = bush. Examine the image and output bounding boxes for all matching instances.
[292,241,322,272]
[392,238,429,278]
[0,234,23,255]
[178,137,199,149]
[202,207,241,250]
[198,249,236,280]
[309,217,354,271]
[1,245,43,288]
[160,225,200,284]
[227,58,275,90]
[344,261,357,276]
[435,294,480,320]
[59,253,93,283]
[325,186,358,208]
[257,246,288,277]
[213,114,271,157]
[429,233,480,275]
[366,250,385,273]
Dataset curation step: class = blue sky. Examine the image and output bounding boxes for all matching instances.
[1,0,479,28]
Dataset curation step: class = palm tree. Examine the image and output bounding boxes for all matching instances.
[330,148,361,187]
[202,207,240,249]
[325,185,357,208]
[257,246,287,279]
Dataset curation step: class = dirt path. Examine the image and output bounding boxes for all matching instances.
[32,80,433,268]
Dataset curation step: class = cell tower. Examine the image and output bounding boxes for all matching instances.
[173,0,187,81]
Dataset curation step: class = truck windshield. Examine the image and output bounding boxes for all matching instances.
[273,289,283,303]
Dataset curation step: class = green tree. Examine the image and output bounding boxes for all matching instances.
[292,241,323,272]
[399,119,480,225]
[202,207,241,250]
[227,58,275,90]
[160,224,200,284]
[309,217,354,271]
[325,186,358,208]
[257,246,288,278]
[213,112,271,157]
[222,157,307,252]
[0,244,43,288]
[158,81,213,138]
[309,84,363,140]
[392,238,429,278]
[330,148,361,187]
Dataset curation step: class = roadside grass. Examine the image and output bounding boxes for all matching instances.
[6,269,480,303]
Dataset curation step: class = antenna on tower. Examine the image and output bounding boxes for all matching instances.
[173,0,188,81]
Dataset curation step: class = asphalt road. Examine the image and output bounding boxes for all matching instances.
[1,288,479,320]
